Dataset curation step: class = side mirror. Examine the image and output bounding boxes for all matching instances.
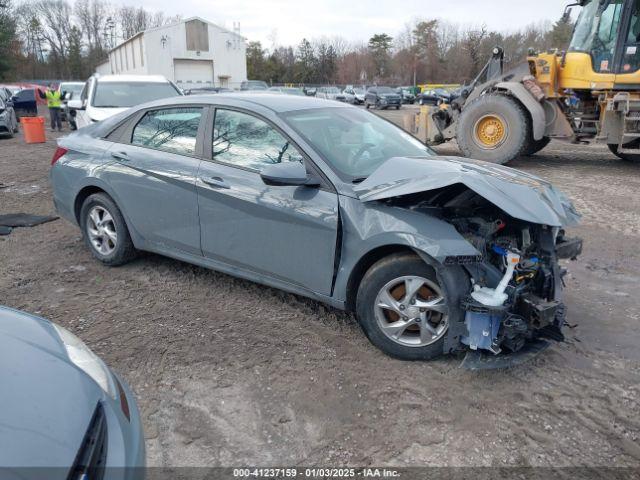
[260,161,320,187]
[68,99,84,110]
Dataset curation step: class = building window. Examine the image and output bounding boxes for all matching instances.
[185,19,209,52]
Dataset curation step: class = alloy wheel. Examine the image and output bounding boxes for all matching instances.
[374,275,448,347]
[86,206,118,256]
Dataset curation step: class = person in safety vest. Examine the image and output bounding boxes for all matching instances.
[38,83,65,132]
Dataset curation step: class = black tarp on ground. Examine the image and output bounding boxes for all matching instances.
[0,214,58,236]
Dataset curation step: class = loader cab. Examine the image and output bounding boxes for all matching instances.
[568,0,640,81]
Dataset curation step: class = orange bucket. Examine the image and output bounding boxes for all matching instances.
[21,116,46,144]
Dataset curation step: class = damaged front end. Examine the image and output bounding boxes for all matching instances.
[354,156,583,369]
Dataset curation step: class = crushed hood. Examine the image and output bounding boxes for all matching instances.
[353,156,580,227]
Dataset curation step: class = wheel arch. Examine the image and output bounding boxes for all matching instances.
[345,244,431,312]
[73,180,144,249]
[74,185,107,223]
[493,81,546,140]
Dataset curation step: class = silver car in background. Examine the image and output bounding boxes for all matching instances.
[0,306,144,479]
[0,86,19,138]
[316,86,347,102]
[50,94,581,364]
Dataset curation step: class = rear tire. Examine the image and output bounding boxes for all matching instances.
[356,254,452,361]
[608,144,640,163]
[456,93,530,164]
[80,193,137,266]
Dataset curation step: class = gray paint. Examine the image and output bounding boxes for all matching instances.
[0,306,145,474]
[51,94,580,312]
[354,156,581,228]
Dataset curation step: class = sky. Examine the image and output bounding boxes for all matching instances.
[137,0,571,46]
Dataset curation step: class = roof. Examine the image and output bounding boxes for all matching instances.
[175,93,354,113]
[109,16,245,53]
[94,74,171,83]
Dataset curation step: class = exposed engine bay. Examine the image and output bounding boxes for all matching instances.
[385,183,583,365]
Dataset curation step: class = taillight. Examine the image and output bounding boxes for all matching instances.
[51,147,68,166]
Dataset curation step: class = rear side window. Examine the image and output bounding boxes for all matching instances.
[132,107,203,155]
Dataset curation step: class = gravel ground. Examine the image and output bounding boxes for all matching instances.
[1,110,639,469]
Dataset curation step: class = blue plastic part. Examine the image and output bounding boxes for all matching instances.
[461,310,503,352]
[492,245,508,256]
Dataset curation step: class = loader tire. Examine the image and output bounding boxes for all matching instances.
[608,144,640,163]
[524,136,551,156]
[456,93,530,165]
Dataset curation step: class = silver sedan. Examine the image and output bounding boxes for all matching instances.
[50,94,581,363]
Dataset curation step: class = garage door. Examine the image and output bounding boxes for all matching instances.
[173,59,214,87]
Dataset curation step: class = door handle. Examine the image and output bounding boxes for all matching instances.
[200,176,230,189]
[111,151,129,161]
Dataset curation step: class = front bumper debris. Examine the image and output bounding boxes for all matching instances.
[461,338,551,370]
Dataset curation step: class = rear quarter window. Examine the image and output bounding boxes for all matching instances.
[131,107,203,156]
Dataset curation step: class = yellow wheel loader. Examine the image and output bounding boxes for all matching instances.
[421,0,640,164]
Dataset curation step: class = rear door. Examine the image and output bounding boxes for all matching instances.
[196,107,339,295]
[102,105,205,255]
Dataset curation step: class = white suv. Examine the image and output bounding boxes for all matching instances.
[68,74,182,128]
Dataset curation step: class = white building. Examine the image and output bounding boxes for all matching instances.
[96,17,247,89]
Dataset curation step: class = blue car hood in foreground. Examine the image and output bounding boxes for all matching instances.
[354,156,581,227]
[0,307,102,474]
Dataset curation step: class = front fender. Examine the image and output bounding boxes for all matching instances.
[332,196,479,302]
[495,81,546,140]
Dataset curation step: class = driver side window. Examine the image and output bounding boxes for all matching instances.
[212,109,304,171]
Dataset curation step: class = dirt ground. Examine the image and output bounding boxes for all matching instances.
[1,109,639,470]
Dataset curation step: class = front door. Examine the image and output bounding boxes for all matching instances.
[103,106,205,255]
[196,107,339,296]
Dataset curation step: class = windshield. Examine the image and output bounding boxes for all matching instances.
[282,107,435,180]
[61,83,83,95]
[377,87,393,93]
[284,88,304,95]
[327,87,340,93]
[353,88,365,94]
[92,82,180,108]
[569,0,624,72]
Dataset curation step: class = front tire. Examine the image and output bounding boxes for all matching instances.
[80,193,137,266]
[456,93,530,164]
[356,254,450,360]
[608,144,640,163]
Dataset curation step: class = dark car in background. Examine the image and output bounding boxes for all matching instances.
[0,306,145,478]
[365,86,402,110]
[10,88,38,119]
[396,87,416,104]
[418,88,452,106]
